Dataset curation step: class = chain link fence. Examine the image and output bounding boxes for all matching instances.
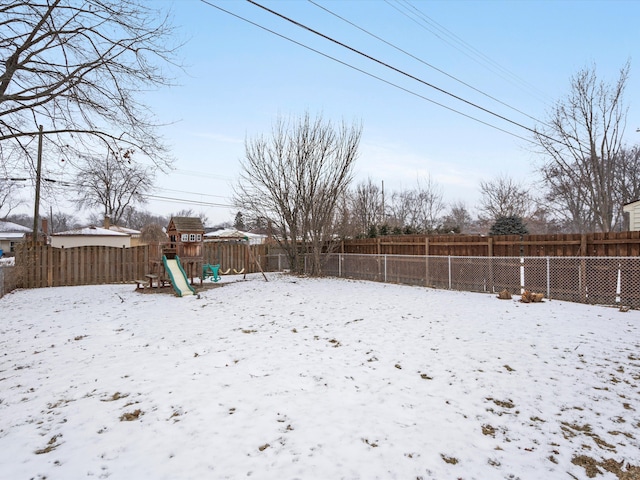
[264,253,640,308]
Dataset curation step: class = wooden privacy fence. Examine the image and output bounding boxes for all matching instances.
[341,231,640,257]
[0,266,17,298]
[15,244,151,289]
[12,243,270,290]
[203,241,268,273]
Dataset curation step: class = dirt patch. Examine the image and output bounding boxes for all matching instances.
[136,282,225,295]
[572,455,640,479]
[35,435,62,455]
[120,409,143,421]
[487,397,515,409]
[101,392,129,402]
[441,454,459,465]
[482,424,497,437]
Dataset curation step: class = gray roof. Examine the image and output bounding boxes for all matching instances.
[0,220,32,233]
[168,217,204,232]
[52,226,128,236]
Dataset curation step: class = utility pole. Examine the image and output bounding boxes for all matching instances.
[32,125,43,246]
[381,180,385,225]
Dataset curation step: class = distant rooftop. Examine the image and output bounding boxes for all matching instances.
[52,226,128,236]
[0,220,32,233]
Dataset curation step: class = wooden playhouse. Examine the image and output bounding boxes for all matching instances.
[163,216,205,283]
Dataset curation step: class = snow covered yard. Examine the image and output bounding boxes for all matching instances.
[1,273,639,480]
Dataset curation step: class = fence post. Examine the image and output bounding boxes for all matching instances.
[520,257,525,294]
[546,256,551,300]
[448,256,452,289]
[616,262,621,304]
[425,254,429,287]
[339,253,342,277]
[488,239,495,292]
[384,254,387,283]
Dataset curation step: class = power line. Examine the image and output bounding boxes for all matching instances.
[155,186,230,200]
[173,169,232,181]
[199,0,533,143]
[143,193,235,208]
[389,0,551,104]
[308,0,544,125]
[242,0,563,145]
[4,173,235,209]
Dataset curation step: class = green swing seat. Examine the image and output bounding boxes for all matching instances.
[203,263,221,282]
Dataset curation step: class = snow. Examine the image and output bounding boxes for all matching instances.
[1,273,639,480]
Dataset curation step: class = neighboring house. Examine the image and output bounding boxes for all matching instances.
[0,220,32,256]
[204,228,267,245]
[49,216,142,248]
[623,200,640,231]
[108,225,143,246]
[50,226,131,248]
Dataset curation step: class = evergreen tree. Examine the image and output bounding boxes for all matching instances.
[489,215,529,235]
[234,212,246,231]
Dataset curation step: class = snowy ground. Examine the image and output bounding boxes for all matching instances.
[1,273,639,480]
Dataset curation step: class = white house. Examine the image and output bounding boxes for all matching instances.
[623,200,640,231]
[50,225,132,248]
[204,228,267,245]
[0,220,31,256]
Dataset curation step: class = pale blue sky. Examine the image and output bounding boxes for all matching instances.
[141,0,640,225]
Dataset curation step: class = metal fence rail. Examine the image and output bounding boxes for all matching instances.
[264,253,640,309]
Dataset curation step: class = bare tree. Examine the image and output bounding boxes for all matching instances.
[389,176,445,233]
[414,176,445,233]
[350,178,383,237]
[140,223,168,243]
[169,208,209,227]
[0,179,24,219]
[332,191,356,239]
[0,0,179,174]
[615,145,640,229]
[234,112,361,275]
[75,148,154,225]
[119,207,168,230]
[478,174,533,221]
[534,62,630,232]
[49,211,80,233]
[441,200,473,233]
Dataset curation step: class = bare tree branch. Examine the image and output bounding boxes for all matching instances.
[534,62,630,232]
[0,0,182,171]
[234,112,361,275]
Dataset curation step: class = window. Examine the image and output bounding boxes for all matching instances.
[189,234,196,242]
[181,234,189,242]
[196,234,202,241]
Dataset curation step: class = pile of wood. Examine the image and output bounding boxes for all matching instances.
[520,290,544,303]
[496,289,512,300]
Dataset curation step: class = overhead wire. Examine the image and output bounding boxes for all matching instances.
[143,193,234,208]
[6,171,235,211]
[308,0,544,125]
[390,0,552,104]
[199,0,535,143]
[242,0,565,145]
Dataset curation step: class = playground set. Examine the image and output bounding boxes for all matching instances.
[136,217,266,297]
